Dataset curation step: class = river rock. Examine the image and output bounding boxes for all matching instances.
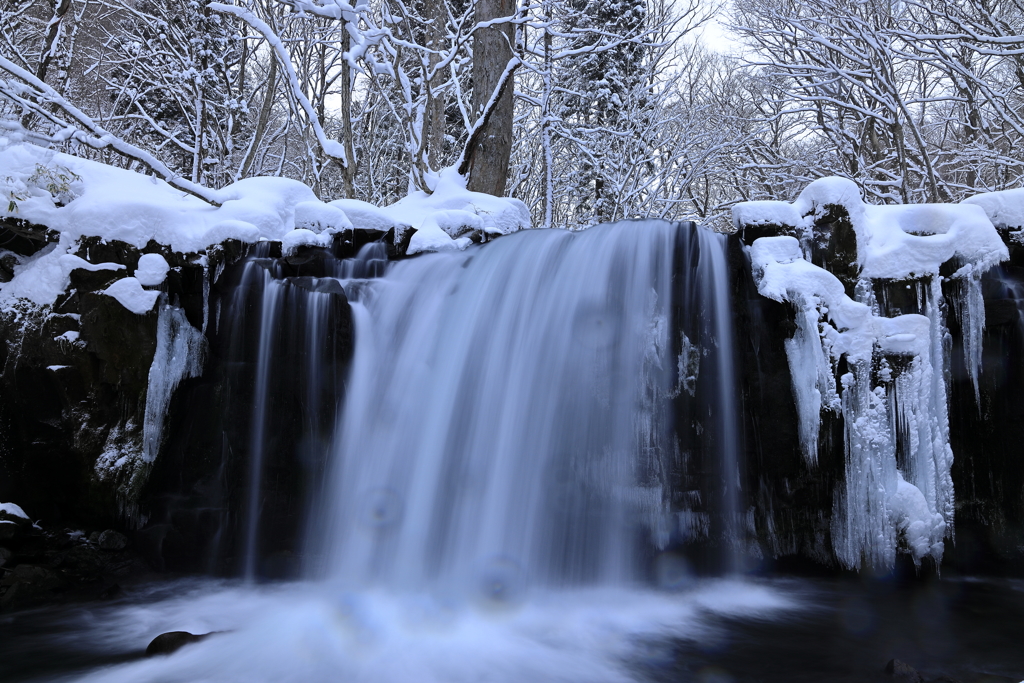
[145,631,214,656]
[0,564,67,610]
[0,521,21,542]
[98,529,127,551]
[884,658,924,683]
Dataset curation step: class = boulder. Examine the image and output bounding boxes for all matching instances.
[884,658,924,683]
[97,529,127,551]
[0,564,67,610]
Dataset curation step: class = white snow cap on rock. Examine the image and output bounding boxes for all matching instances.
[0,502,29,520]
[962,187,1024,232]
[737,177,1008,280]
[384,168,531,255]
[281,228,333,256]
[103,277,160,314]
[0,141,356,309]
[135,253,170,286]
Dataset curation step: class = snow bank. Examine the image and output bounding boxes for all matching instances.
[738,177,1008,280]
[731,200,801,231]
[0,141,352,309]
[963,187,1024,232]
[328,198,411,238]
[1,142,532,308]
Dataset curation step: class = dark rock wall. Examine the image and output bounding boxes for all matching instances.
[0,234,240,528]
[729,234,847,572]
[945,241,1024,575]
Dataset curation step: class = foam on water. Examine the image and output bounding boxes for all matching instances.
[53,579,795,683]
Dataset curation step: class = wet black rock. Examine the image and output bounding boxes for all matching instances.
[0,564,67,610]
[98,529,128,551]
[885,658,924,683]
[145,631,216,657]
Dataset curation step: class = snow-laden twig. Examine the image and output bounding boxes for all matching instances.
[0,53,223,205]
[207,2,349,169]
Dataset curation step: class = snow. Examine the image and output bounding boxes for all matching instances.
[0,141,531,309]
[59,254,125,275]
[135,254,170,286]
[408,217,473,255]
[294,201,352,233]
[0,142,324,309]
[0,502,29,519]
[328,198,410,237]
[385,168,530,255]
[963,187,1024,231]
[731,200,801,230]
[103,277,160,314]
[282,228,334,255]
[859,203,1006,280]
[890,473,946,561]
[739,177,1008,281]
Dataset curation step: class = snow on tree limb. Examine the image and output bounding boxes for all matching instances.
[0,53,223,206]
[207,2,349,169]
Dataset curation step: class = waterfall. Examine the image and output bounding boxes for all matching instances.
[40,222,789,683]
[220,244,352,579]
[299,219,745,594]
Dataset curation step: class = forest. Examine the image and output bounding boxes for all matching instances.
[3,0,1024,232]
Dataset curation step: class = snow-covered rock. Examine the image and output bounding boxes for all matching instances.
[281,228,333,256]
[0,502,29,522]
[736,179,1009,570]
[102,277,160,315]
[737,176,1008,280]
[382,168,530,255]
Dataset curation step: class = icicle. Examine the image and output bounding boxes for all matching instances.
[950,264,986,408]
[784,295,838,466]
[142,301,207,463]
[832,368,897,570]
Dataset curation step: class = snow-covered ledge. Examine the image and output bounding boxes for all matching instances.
[735,178,1009,571]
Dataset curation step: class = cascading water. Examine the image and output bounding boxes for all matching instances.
[311,220,682,591]
[219,245,353,579]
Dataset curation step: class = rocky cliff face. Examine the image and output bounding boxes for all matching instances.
[0,231,241,529]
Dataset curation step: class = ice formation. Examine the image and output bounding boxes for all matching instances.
[740,178,1007,569]
[143,302,207,464]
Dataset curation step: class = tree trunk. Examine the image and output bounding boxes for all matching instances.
[467,0,515,197]
[339,21,356,198]
[425,1,447,171]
